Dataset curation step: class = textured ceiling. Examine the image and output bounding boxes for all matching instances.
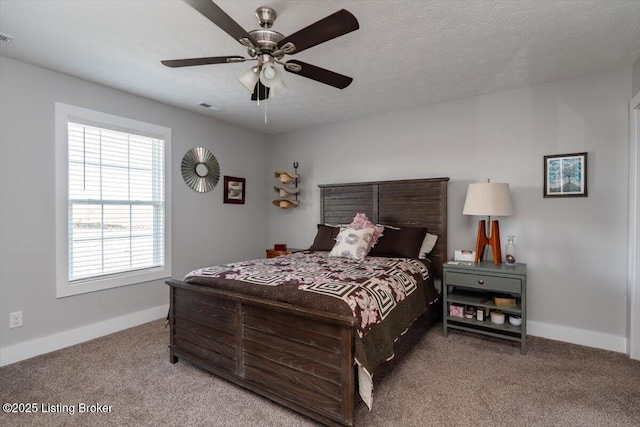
[1,0,639,134]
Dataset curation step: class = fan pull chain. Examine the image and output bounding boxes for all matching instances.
[264,98,268,123]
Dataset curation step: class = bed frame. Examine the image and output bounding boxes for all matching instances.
[166,177,448,426]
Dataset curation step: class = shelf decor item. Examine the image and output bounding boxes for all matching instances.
[492,295,516,307]
[509,316,522,326]
[273,162,300,209]
[449,304,464,318]
[463,180,514,265]
[543,152,588,198]
[490,311,505,325]
[223,176,245,204]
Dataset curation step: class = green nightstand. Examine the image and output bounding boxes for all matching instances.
[443,261,527,354]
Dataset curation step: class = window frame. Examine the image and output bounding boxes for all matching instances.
[55,102,172,298]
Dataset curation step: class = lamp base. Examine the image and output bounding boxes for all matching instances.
[474,220,503,265]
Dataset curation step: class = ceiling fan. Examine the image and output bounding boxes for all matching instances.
[161,0,359,101]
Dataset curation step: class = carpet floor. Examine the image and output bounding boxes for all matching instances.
[1,320,639,426]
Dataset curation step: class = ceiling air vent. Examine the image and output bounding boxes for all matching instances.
[198,102,220,111]
[0,33,15,43]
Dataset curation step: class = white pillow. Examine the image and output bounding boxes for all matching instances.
[418,233,438,259]
[329,227,375,261]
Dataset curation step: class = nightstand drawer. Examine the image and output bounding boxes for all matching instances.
[446,271,521,293]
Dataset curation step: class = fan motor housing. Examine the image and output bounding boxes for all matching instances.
[249,29,284,53]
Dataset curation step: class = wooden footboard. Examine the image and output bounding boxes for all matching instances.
[167,279,358,426]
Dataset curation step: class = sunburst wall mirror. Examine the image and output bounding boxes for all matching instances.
[181,147,220,193]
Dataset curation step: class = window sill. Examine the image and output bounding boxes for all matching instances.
[56,266,171,298]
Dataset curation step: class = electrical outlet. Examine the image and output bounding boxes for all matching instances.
[9,311,23,328]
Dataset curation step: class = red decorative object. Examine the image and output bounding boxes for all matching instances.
[274,244,287,251]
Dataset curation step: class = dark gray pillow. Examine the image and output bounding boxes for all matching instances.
[369,227,427,258]
[309,224,340,251]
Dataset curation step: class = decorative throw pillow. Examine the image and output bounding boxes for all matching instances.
[418,233,439,259]
[329,227,375,261]
[349,213,384,248]
[309,224,340,251]
[368,227,427,258]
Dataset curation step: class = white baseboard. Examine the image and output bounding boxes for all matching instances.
[0,308,627,366]
[528,320,627,354]
[0,304,169,367]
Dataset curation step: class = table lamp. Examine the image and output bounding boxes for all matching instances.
[463,181,514,265]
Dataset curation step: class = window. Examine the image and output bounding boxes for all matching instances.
[55,103,171,297]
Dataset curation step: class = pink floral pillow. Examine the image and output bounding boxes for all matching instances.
[349,213,384,248]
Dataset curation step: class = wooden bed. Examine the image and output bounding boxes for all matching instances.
[166,177,449,426]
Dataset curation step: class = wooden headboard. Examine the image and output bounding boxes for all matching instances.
[319,177,449,279]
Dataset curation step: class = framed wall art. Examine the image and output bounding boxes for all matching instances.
[223,176,245,204]
[543,152,588,198]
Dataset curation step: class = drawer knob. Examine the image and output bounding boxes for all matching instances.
[478,279,484,284]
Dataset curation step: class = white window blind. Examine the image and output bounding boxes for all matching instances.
[55,103,171,298]
[67,121,165,282]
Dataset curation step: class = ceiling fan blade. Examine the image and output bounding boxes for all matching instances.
[161,56,246,68]
[183,0,258,48]
[251,81,270,101]
[278,9,358,55]
[284,60,353,89]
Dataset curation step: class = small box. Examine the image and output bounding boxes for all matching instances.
[274,243,287,251]
[492,295,517,307]
[454,250,476,262]
[449,304,464,318]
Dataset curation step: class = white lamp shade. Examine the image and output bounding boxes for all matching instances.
[259,63,282,88]
[268,78,288,98]
[237,67,260,92]
[463,182,514,216]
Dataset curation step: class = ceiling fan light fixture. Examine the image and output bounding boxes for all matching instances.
[259,63,283,88]
[164,3,359,106]
[262,64,276,80]
[237,66,260,92]
[269,78,288,98]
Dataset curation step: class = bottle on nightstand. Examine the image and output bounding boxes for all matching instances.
[505,235,517,265]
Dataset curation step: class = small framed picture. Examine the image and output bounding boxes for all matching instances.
[543,152,588,198]
[223,176,245,204]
